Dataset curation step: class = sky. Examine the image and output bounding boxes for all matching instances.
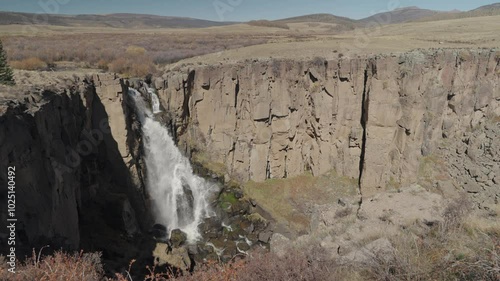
[0,0,497,22]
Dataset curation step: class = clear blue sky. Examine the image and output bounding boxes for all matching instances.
[0,0,497,21]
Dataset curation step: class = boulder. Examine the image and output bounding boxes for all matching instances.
[270,233,291,258]
[170,229,188,248]
[152,243,191,271]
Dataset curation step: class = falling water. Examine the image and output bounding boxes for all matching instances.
[146,86,162,114]
[128,88,217,242]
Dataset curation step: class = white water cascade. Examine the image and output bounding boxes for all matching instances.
[128,88,217,242]
[146,86,162,114]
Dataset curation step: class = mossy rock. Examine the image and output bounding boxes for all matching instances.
[205,252,219,262]
[220,201,233,212]
[246,213,269,232]
[170,229,187,248]
[238,219,254,234]
[218,189,250,215]
[219,191,239,205]
[237,241,251,252]
[191,151,226,179]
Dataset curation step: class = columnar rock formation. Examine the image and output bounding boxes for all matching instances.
[159,49,499,198]
[0,74,149,261]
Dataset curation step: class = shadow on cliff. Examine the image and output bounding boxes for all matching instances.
[77,82,156,276]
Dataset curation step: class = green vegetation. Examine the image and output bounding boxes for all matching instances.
[0,40,14,85]
[218,190,239,211]
[243,171,358,234]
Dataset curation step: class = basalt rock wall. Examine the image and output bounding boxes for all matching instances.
[0,74,150,260]
[159,49,499,199]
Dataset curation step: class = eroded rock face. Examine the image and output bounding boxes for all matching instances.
[0,89,87,249]
[162,58,366,184]
[159,49,499,198]
[0,75,150,268]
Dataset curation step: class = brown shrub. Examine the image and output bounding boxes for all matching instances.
[354,197,499,281]
[0,249,103,281]
[247,20,290,30]
[97,59,110,71]
[10,57,46,70]
[1,33,270,69]
[167,246,338,281]
[108,56,156,78]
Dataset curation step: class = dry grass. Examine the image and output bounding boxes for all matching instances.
[1,33,270,76]
[243,171,358,234]
[9,57,46,70]
[355,196,500,281]
[108,46,156,78]
[247,20,290,30]
[0,249,103,281]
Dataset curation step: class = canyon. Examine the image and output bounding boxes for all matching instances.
[0,48,498,275]
[162,48,499,203]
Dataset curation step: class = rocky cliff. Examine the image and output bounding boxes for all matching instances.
[0,74,152,271]
[159,49,499,202]
[0,71,273,274]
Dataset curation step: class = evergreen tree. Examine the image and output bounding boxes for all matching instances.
[0,40,15,85]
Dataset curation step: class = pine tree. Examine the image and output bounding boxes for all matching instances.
[0,40,15,85]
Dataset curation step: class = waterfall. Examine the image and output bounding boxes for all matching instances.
[128,88,217,242]
[146,86,162,114]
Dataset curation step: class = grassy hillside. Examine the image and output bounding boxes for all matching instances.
[416,3,500,22]
[0,12,236,29]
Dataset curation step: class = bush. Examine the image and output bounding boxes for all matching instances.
[108,57,156,78]
[1,33,270,71]
[168,247,337,281]
[0,249,104,281]
[107,45,156,77]
[10,57,46,70]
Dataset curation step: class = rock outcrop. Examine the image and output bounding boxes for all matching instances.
[159,49,499,200]
[0,74,151,272]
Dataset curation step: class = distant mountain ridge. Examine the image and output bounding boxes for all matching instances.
[357,6,453,24]
[0,2,498,29]
[472,3,500,11]
[416,2,500,22]
[0,11,236,29]
[275,3,499,29]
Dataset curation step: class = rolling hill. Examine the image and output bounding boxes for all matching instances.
[276,13,355,25]
[0,2,498,31]
[357,6,457,24]
[472,2,500,11]
[416,2,500,22]
[0,12,236,29]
